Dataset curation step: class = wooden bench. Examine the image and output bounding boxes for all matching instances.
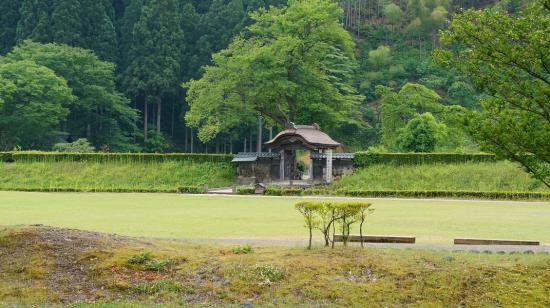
[454,238,540,246]
[333,235,416,244]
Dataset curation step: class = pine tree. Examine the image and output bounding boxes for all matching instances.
[81,0,118,61]
[0,0,21,54]
[16,0,54,43]
[51,0,83,46]
[122,0,184,142]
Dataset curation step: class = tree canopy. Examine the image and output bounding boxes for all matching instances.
[185,0,364,142]
[434,0,550,187]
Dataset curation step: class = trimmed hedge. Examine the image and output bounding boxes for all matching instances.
[0,185,205,194]
[353,152,497,168]
[329,189,550,201]
[0,152,13,162]
[2,152,234,163]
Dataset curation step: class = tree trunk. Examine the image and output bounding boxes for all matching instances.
[268,127,273,153]
[184,127,188,152]
[257,115,262,153]
[190,129,194,153]
[156,98,161,134]
[144,99,148,142]
[308,225,312,250]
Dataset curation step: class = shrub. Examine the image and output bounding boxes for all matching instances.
[178,186,205,194]
[52,138,95,153]
[236,186,255,195]
[128,251,153,265]
[255,265,286,285]
[132,280,185,294]
[146,259,172,272]
[353,152,496,168]
[333,189,550,201]
[295,201,373,249]
[233,244,254,254]
[0,152,13,162]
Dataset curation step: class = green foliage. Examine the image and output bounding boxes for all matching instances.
[353,152,496,167]
[233,244,254,254]
[144,131,170,153]
[127,251,153,265]
[132,280,185,294]
[145,260,172,272]
[53,139,95,153]
[177,186,205,194]
[6,41,138,151]
[255,264,286,285]
[295,201,373,248]
[397,112,446,152]
[434,0,550,188]
[185,0,364,143]
[0,59,73,150]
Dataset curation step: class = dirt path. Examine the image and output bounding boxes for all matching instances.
[162,237,550,253]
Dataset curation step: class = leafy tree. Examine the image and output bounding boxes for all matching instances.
[80,0,118,61]
[122,0,184,142]
[0,59,74,150]
[383,3,403,28]
[53,138,95,152]
[377,83,443,150]
[7,41,138,151]
[397,112,446,152]
[185,0,364,142]
[434,0,550,187]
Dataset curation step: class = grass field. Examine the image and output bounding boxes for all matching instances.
[331,161,550,192]
[1,226,549,307]
[1,191,549,244]
[0,161,235,191]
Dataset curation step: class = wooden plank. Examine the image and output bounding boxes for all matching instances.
[333,235,415,244]
[454,238,540,246]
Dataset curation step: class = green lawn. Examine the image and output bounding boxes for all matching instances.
[1,191,549,244]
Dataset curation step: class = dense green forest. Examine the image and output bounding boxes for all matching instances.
[0,0,538,153]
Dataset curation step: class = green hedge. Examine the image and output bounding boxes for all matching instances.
[0,186,205,194]
[353,152,497,168]
[329,189,550,201]
[2,152,234,163]
[0,152,13,162]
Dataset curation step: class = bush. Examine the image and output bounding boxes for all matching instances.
[146,259,172,272]
[0,152,13,162]
[178,186,205,194]
[52,138,95,153]
[255,265,286,285]
[236,186,255,195]
[233,244,254,254]
[128,251,153,265]
[353,152,496,168]
[295,201,373,249]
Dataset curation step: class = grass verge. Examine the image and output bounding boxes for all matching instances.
[331,161,550,192]
[0,161,235,191]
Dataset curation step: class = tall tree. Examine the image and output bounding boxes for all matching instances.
[434,0,550,187]
[185,0,364,142]
[50,0,83,46]
[7,41,138,151]
[121,0,184,142]
[16,0,53,43]
[0,59,74,150]
[80,0,118,61]
[0,0,21,55]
